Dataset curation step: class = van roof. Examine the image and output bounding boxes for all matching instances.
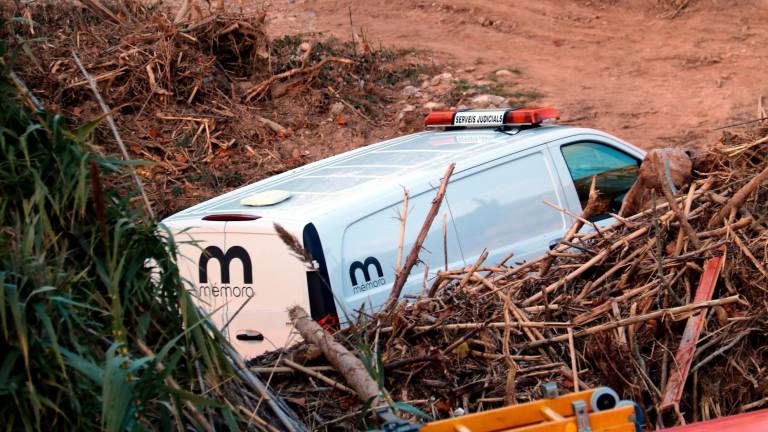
[164,125,599,223]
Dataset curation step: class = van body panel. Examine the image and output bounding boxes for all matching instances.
[165,218,309,358]
[339,183,464,313]
[162,128,574,224]
[161,126,647,358]
[446,147,569,267]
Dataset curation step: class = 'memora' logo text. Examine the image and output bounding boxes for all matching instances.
[197,246,255,298]
[349,257,386,294]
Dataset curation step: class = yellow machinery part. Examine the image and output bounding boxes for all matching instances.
[420,389,638,432]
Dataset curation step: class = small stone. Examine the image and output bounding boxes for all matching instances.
[424,101,445,110]
[430,72,454,86]
[471,94,506,108]
[330,102,344,115]
[298,42,311,52]
[401,85,420,97]
[495,69,515,78]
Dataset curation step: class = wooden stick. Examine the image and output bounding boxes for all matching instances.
[576,238,653,300]
[543,199,603,238]
[697,216,753,238]
[282,359,357,396]
[731,232,768,279]
[458,249,488,290]
[244,57,354,101]
[289,306,380,405]
[502,290,518,405]
[567,328,579,392]
[251,365,335,374]
[708,165,768,228]
[657,154,701,249]
[379,320,572,334]
[384,164,455,312]
[516,296,742,350]
[81,0,121,23]
[674,183,698,254]
[522,225,652,305]
[395,189,409,272]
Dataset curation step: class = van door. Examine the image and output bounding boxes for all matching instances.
[340,186,464,314]
[167,218,310,359]
[446,148,569,267]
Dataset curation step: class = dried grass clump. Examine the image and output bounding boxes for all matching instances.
[5,1,435,216]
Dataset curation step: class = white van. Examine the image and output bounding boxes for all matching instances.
[161,108,645,358]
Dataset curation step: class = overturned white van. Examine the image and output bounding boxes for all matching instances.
[161,108,645,358]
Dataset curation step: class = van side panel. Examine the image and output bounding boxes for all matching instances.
[340,190,464,314]
[447,150,568,266]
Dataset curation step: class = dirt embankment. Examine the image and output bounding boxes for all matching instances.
[267,0,768,149]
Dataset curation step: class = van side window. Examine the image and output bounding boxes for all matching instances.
[560,142,640,217]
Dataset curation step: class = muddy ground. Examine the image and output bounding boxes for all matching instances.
[265,0,768,149]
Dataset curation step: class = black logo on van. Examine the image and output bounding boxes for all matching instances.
[349,257,386,294]
[197,246,255,298]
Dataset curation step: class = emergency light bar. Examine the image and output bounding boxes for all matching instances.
[425,107,560,128]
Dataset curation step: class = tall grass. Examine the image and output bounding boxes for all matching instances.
[0,41,284,431]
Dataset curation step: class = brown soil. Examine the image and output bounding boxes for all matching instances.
[265,0,768,150]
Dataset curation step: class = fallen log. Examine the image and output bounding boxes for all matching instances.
[288,306,381,405]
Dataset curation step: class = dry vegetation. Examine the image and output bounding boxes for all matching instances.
[4,0,439,216]
[254,128,768,430]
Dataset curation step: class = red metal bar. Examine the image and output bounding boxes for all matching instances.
[660,254,724,410]
[662,409,768,432]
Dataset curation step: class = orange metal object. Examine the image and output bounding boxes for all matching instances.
[420,389,637,432]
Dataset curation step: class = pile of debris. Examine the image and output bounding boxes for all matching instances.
[254,128,768,430]
[5,0,440,216]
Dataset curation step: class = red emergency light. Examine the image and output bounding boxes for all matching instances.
[425,107,560,128]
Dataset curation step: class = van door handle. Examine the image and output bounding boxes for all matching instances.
[549,238,563,250]
[236,331,264,342]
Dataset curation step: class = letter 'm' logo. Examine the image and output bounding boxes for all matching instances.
[349,257,383,286]
[199,246,253,284]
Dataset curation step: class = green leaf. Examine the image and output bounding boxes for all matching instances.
[71,113,108,142]
[392,402,432,422]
